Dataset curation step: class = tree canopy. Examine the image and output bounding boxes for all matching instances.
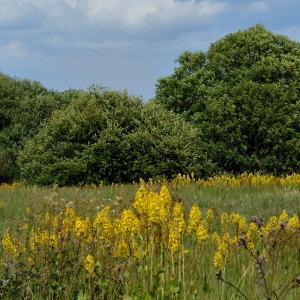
[18,88,211,185]
[156,25,300,174]
[0,74,73,181]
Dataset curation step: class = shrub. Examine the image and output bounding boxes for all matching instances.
[0,73,73,181]
[18,89,212,185]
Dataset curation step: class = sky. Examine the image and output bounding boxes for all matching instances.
[1,0,300,99]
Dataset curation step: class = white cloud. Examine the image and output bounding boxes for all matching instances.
[79,0,226,28]
[248,1,268,13]
[0,41,26,59]
[0,0,226,29]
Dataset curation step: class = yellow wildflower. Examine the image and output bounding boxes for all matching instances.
[159,184,172,208]
[187,204,201,234]
[113,209,141,257]
[288,214,300,230]
[230,213,247,234]
[196,221,209,242]
[133,183,148,215]
[30,229,49,251]
[263,216,279,236]
[2,231,18,257]
[246,222,259,253]
[221,212,229,233]
[84,254,95,274]
[213,251,224,269]
[113,239,129,258]
[94,206,113,242]
[115,209,140,237]
[74,217,89,237]
[49,233,59,249]
[278,210,289,224]
[168,202,185,252]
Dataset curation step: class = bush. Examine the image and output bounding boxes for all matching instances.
[156,25,300,174]
[0,73,73,181]
[18,89,212,185]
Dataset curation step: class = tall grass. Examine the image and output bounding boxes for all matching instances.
[0,178,299,299]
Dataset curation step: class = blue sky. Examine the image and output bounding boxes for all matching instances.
[1,0,300,99]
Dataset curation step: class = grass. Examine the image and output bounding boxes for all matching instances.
[0,182,299,299]
[1,183,299,233]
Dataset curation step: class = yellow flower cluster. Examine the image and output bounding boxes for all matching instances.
[1,184,299,281]
[133,183,172,225]
[187,205,209,242]
[168,202,185,252]
[0,182,22,190]
[173,172,300,186]
[212,210,300,269]
[114,209,141,257]
[93,206,113,242]
[84,254,95,274]
[2,232,18,257]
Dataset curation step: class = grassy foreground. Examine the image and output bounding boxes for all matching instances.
[0,176,299,299]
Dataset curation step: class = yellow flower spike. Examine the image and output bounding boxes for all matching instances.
[94,206,113,242]
[84,254,96,274]
[196,220,209,242]
[187,204,202,234]
[39,230,49,246]
[116,209,140,236]
[2,231,18,257]
[212,232,221,246]
[74,217,90,238]
[230,213,247,234]
[263,216,280,236]
[288,214,300,230]
[159,185,172,208]
[113,209,141,257]
[168,202,185,252]
[113,239,129,258]
[278,210,289,224]
[246,222,259,253]
[213,251,224,269]
[133,182,148,215]
[221,212,229,233]
[30,229,50,251]
[247,242,255,254]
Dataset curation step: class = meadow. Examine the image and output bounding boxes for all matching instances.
[0,174,300,299]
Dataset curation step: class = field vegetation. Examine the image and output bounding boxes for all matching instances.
[0,175,300,299]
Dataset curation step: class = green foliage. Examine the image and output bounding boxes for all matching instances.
[0,74,73,181]
[18,89,211,185]
[156,25,300,174]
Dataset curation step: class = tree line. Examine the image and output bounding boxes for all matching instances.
[1,25,299,185]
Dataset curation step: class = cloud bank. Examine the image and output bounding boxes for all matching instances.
[0,0,300,98]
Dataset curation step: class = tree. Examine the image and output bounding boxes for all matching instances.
[0,73,72,181]
[18,89,212,185]
[156,25,300,174]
